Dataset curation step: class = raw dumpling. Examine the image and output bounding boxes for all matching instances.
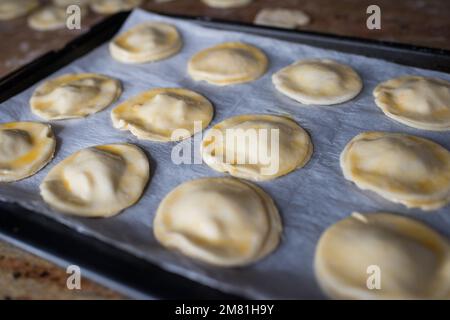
[53,0,89,6]
[201,0,252,9]
[272,59,362,105]
[315,212,450,299]
[254,8,310,29]
[111,88,213,142]
[0,0,39,21]
[373,76,450,131]
[340,131,450,210]
[188,42,268,86]
[0,122,55,182]
[154,177,282,266]
[28,5,86,31]
[201,114,312,181]
[40,144,149,217]
[90,0,142,14]
[30,73,122,120]
[110,22,182,64]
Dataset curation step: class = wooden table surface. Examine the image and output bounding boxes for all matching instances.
[1,0,449,78]
[0,0,449,300]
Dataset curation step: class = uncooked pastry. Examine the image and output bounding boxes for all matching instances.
[188,42,268,86]
[90,0,142,14]
[109,22,182,64]
[340,131,450,210]
[28,5,86,31]
[272,59,363,105]
[201,114,312,181]
[254,8,310,29]
[0,0,39,21]
[315,212,450,299]
[373,76,450,131]
[40,144,149,217]
[111,88,213,142]
[0,122,55,182]
[154,177,282,267]
[52,0,89,7]
[30,73,122,120]
[201,0,252,9]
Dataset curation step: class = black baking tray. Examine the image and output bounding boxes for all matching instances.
[0,11,449,299]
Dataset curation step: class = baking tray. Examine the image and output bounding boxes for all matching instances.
[0,11,449,299]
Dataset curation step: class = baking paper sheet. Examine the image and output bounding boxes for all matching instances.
[1,9,449,299]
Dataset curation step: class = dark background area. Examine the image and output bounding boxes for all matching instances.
[1,0,449,78]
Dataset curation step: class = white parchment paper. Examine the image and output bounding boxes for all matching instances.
[0,9,449,299]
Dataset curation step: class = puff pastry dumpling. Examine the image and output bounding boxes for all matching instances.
[254,8,310,29]
[40,144,149,217]
[30,73,122,120]
[28,5,86,31]
[111,88,213,142]
[188,42,268,86]
[201,114,312,181]
[0,0,39,21]
[373,76,450,131]
[272,59,362,105]
[340,131,450,210]
[315,212,450,299]
[0,122,56,182]
[53,0,89,5]
[154,177,282,267]
[90,0,142,14]
[201,0,252,8]
[110,22,182,64]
